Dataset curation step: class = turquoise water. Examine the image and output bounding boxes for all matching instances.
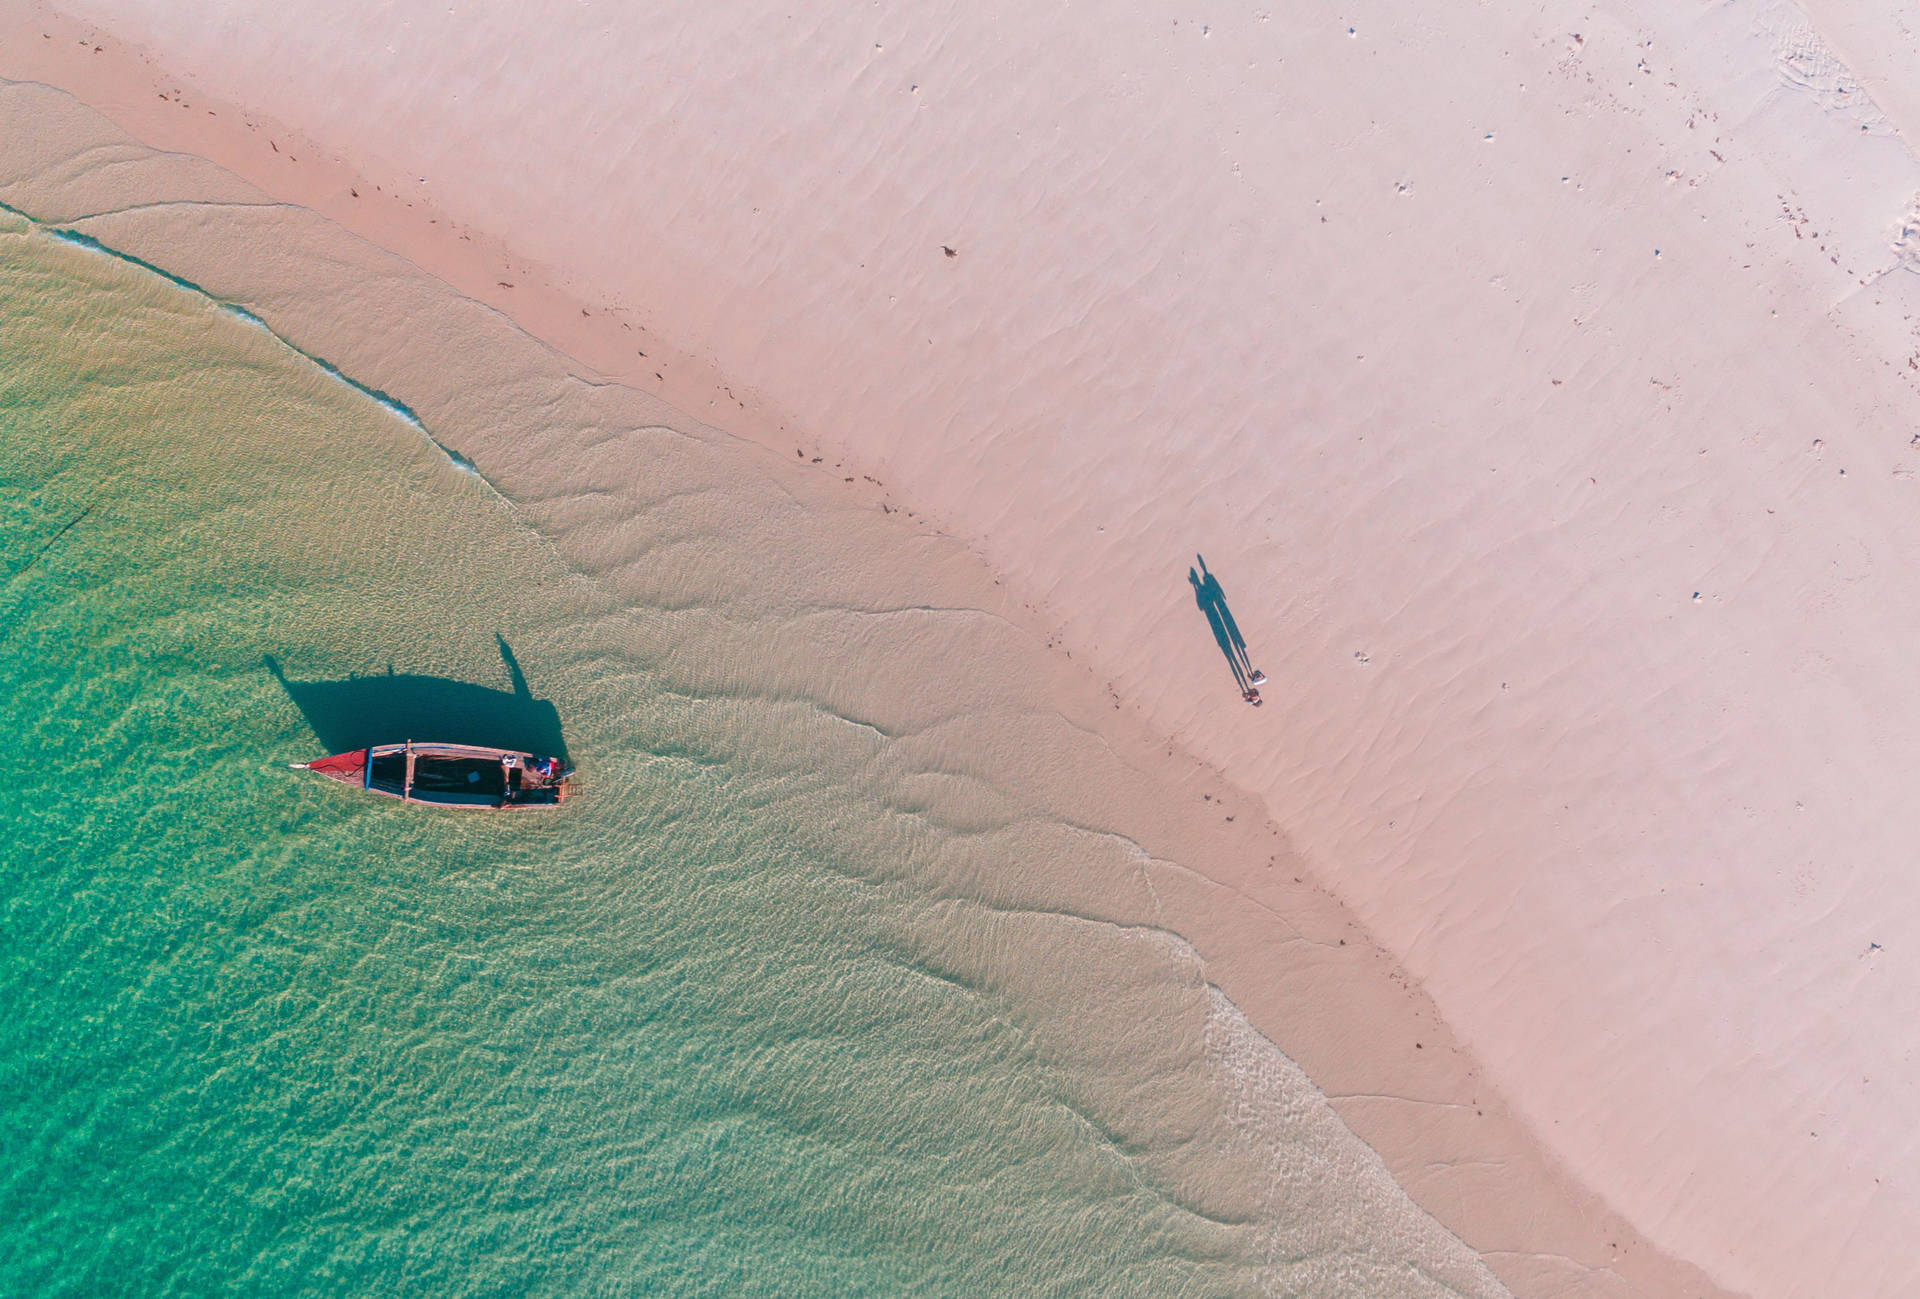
[0,216,1499,1297]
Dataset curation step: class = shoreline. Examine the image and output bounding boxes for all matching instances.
[0,62,1724,1299]
[9,1,1919,1292]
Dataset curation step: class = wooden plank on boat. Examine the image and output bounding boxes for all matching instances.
[290,739,572,809]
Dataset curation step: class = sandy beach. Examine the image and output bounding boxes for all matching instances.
[5,0,1917,1294]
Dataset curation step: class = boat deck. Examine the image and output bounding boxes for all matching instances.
[295,740,570,809]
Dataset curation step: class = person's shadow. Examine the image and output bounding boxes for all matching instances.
[1189,555,1258,694]
[265,635,569,761]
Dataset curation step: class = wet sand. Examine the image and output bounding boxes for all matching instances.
[6,1,1918,1294]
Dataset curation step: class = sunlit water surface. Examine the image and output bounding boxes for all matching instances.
[0,216,1503,1298]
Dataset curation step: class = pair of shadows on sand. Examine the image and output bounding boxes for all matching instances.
[264,635,569,762]
[1189,556,1261,696]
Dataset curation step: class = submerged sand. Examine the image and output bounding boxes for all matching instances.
[5,0,1917,1294]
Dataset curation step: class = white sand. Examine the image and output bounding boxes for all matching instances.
[5,0,1917,1294]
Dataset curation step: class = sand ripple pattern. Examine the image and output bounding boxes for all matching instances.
[0,201,1503,1295]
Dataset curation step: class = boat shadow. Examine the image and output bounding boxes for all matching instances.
[265,635,569,763]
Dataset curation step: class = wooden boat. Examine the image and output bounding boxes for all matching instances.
[291,741,572,808]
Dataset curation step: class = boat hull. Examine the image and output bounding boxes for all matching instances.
[291,741,571,809]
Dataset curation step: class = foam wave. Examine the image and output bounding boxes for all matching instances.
[5,200,495,492]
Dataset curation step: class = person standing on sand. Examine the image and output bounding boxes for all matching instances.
[1192,564,1264,702]
[1192,566,1249,694]
[1194,556,1267,691]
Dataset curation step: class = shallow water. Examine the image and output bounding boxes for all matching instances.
[0,216,1503,1297]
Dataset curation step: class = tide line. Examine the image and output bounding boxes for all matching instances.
[2,199,500,497]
